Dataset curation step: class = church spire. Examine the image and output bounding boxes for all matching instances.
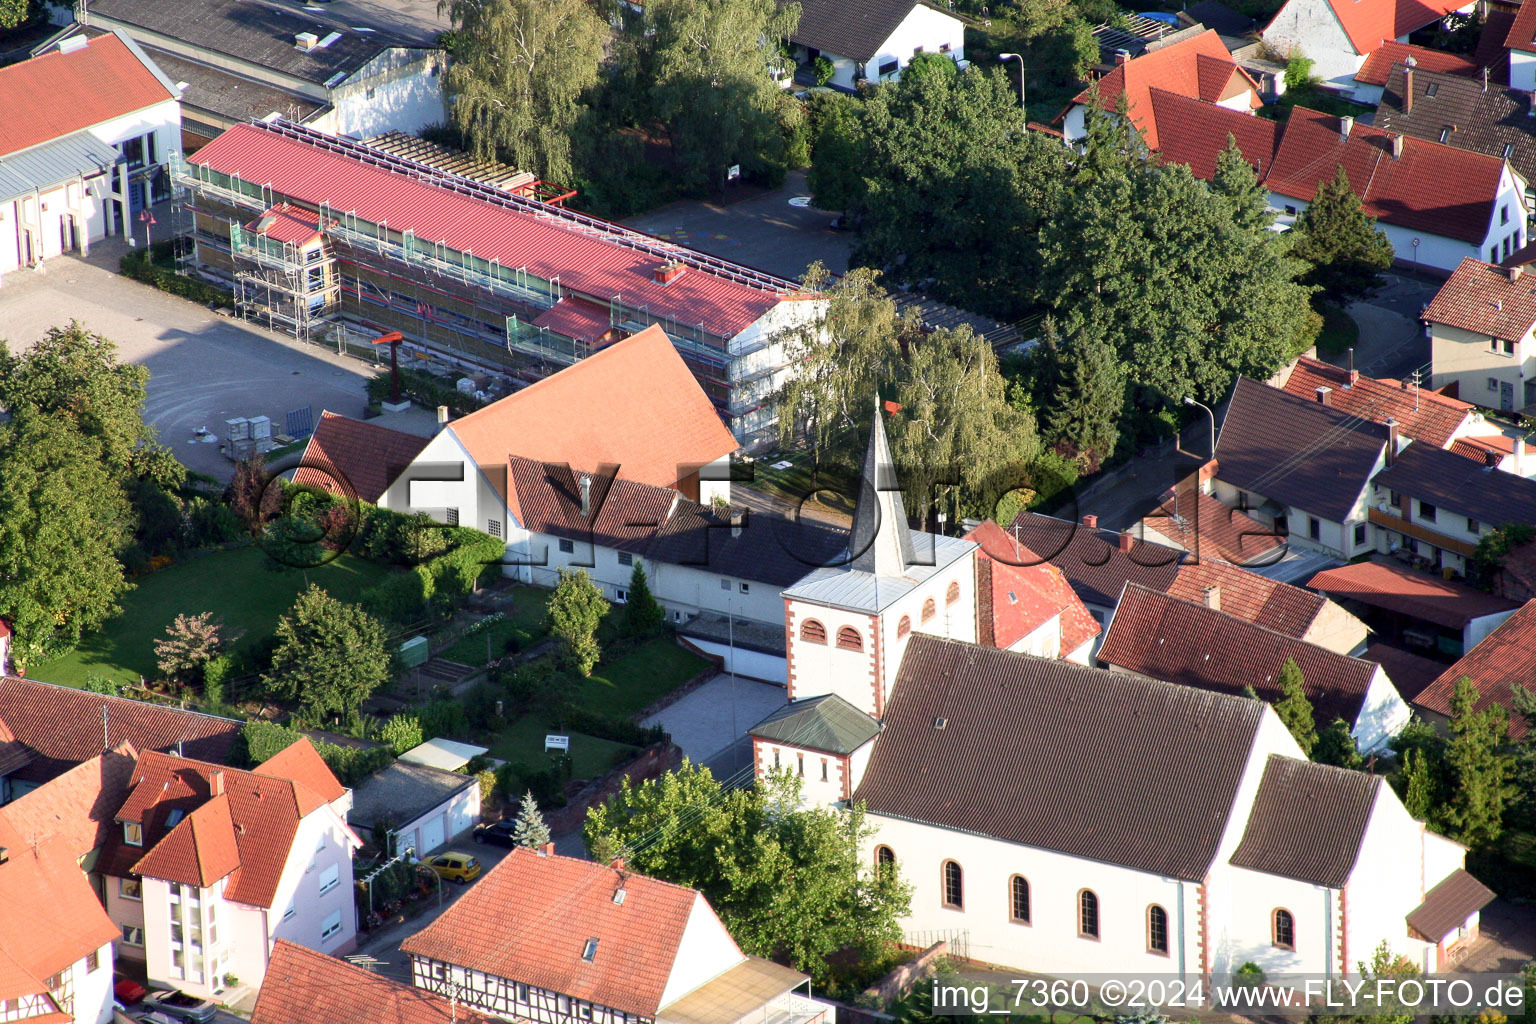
[849,397,916,576]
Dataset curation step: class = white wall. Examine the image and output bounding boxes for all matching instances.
[381,427,508,542]
[1467,608,1518,649]
[656,895,744,1008]
[331,50,445,139]
[267,806,362,968]
[688,637,786,683]
[1351,669,1411,755]
[868,5,966,81]
[73,942,115,1024]
[1344,786,1435,976]
[1261,0,1364,90]
[396,782,481,857]
[1514,48,1536,91]
[753,742,847,806]
[1224,867,1340,975]
[785,598,879,713]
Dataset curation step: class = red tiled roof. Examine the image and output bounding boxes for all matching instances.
[255,941,503,1024]
[0,946,54,1005]
[1311,0,1469,54]
[1413,599,1536,739]
[1282,356,1477,447]
[0,744,138,860]
[293,411,430,503]
[1148,88,1281,182]
[449,326,738,499]
[254,734,346,811]
[1143,475,1284,566]
[0,33,175,158]
[1167,559,1325,638]
[1099,584,1381,726]
[191,124,795,340]
[1355,41,1480,86]
[250,203,322,247]
[1423,258,1536,338]
[1308,556,1521,629]
[964,520,1101,652]
[401,848,715,1017]
[1361,641,1447,701]
[1506,0,1536,52]
[133,792,242,888]
[1268,107,1505,244]
[530,297,619,346]
[1450,434,1515,462]
[1069,31,1260,148]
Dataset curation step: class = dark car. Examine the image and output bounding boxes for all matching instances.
[140,990,217,1024]
[473,819,519,848]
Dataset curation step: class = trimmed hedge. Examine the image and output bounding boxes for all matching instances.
[235,720,391,786]
[120,249,230,306]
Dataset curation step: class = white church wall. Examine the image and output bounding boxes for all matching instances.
[1344,786,1436,975]
[1225,866,1339,976]
[785,598,879,714]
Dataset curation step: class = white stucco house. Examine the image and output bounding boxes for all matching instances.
[1261,0,1473,96]
[1424,258,1536,412]
[788,0,965,90]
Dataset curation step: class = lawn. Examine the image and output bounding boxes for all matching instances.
[576,635,712,717]
[32,546,392,687]
[483,715,634,779]
[440,587,553,666]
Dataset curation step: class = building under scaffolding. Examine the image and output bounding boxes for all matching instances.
[173,119,825,446]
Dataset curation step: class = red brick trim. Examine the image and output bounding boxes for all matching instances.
[870,612,884,718]
[784,597,797,701]
[840,753,851,800]
[1198,879,1211,979]
[1339,887,1349,977]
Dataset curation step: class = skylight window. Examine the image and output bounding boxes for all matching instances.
[165,809,186,827]
[581,938,599,962]
[1425,82,1439,97]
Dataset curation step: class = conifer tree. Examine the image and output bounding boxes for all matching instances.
[1272,658,1318,755]
[623,562,665,637]
[1211,135,1274,232]
[1290,165,1395,303]
[1044,319,1125,471]
[1403,748,1434,820]
[1442,677,1515,848]
[512,791,552,849]
[1314,717,1362,770]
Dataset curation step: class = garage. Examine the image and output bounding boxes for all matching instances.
[418,814,446,854]
[348,761,481,858]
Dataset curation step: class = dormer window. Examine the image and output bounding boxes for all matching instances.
[165,809,186,828]
[123,822,143,847]
[581,938,599,962]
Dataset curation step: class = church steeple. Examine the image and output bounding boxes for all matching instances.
[848,398,916,576]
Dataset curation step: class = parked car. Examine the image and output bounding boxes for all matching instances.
[140,991,216,1024]
[424,852,481,884]
[472,820,519,848]
[133,1012,180,1024]
[113,980,147,1007]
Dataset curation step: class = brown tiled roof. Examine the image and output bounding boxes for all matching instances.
[1229,755,1379,887]
[1281,356,1477,448]
[1375,67,1536,187]
[851,634,1266,881]
[255,940,504,1024]
[1373,442,1536,542]
[1413,600,1536,739]
[1309,556,1521,629]
[1167,559,1325,638]
[253,734,346,811]
[0,677,240,784]
[506,456,677,555]
[0,744,137,859]
[644,499,848,588]
[1267,107,1505,244]
[1355,41,1479,86]
[964,520,1101,652]
[0,718,33,777]
[1143,476,1284,566]
[293,411,430,504]
[1362,642,1449,702]
[1148,88,1281,183]
[1099,584,1381,726]
[1215,377,1388,523]
[1423,258,1536,340]
[401,848,711,1016]
[1449,434,1516,463]
[1005,512,1183,609]
[1407,868,1497,940]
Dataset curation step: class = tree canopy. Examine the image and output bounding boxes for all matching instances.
[263,584,392,722]
[1272,658,1318,755]
[1440,676,1515,848]
[549,567,609,675]
[1290,165,1395,305]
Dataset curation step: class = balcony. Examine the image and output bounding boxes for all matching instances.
[1366,504,1478,558]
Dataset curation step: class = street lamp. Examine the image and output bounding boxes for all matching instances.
[999,53,1026,118]
[138,209,157,252]
[1183,396,1215,460]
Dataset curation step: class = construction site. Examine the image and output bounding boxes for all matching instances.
[170,119,825,446]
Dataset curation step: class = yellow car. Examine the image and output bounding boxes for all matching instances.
[424,853,482,885]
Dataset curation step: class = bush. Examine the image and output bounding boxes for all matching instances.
[186,498,245,547]
[812,55,835,86]
[417,698,468,739]
[464,679,507,731]
[502,761,568,808]
[558,706,665,747]
[361,571,431,623]
[365,368,486,417]
[378,714,424,756]
[234,720,391,785]
[119,543,152,577]
[120,249,229,306]
[202,653,235,703]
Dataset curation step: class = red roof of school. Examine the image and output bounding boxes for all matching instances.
[1281,356,1477,447]
[1355,41,1480,86]
[1267,107,1505,244]
[1296,0,1469,54]
[293,411,430,503]
[255,941,502,1024]
[249,203,323,247]
[531,297,619,345]
[964,520,1101,653]
[401,848,717,1017]
[1069,30,1260,149]
[0,33,175,158]
[1413,600,1536,739]
[191,123,796,339]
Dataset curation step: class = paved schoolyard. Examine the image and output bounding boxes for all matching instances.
[641,672,788,777]
[0,242,398,481]
[622,170,854,282]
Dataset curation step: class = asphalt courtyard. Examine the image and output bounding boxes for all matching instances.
[0,240,395,481]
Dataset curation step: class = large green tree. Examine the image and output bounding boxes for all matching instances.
[438,0,607,185]
[1272,657,1318,755]
[1040,318,1125,471]
[1441,676,1515,849]
[1290,165,1395,304]
[263,584,392,722]
[0,0,30,31]
[1313,717,1362,770]
[583,762,910,985]
[549,567,609,675]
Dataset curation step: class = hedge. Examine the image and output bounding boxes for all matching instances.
[366,367,487,417]
[235,720,391,786]
[120,249,230,306]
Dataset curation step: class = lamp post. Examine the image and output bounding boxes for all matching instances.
[1000,53,1026,119]
[1183,396,1215,460]
[138,209,157,252]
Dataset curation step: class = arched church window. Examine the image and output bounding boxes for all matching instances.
[836,626,863,651]
[922,597,936,622]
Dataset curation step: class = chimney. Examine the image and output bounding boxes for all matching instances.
[210,770,224,797]
[611,857,626,871]
[1404,64,1414,114]
[579,475,592,517]
[1528,89,1536,116]
[1511,265,1524,282]
[1385,416,1399,465]
[540,842,555,856]
[295,31,318,50]
[1340,115,1354,140]
[1115,49,1131,65]
[653,262,685,285]
[730,509,746,539]
[1517,436,1526,474]
[1117,531,1134,552]
[436,405,449,433]
[1392,134,1403,161]
[1485,447,1502,467]
[1347,346,1359,387]
[1315,385,1332,405]
[1203,584,1221,611]
[1082,513,1099,530]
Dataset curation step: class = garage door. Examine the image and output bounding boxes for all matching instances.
[419,814,445,854]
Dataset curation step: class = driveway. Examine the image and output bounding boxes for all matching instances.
[621,170,853,282]
[641,672,787,784]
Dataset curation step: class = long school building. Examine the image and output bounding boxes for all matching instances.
[174,120,825,446]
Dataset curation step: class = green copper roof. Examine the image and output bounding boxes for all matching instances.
[748,694,880,755]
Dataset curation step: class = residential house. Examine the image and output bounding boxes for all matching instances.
[347,760,480,858]
[293,412,430,503]
[1097,583,1411,753]
[75,0,445,149]
[1059,30,1262,145]
[98,740,361,999]
[1165,558,1370,655]
[1308,557,1521,657]
[1139,462,1286,567]
[179,120,825,445]
[1211,377,1392,560]
[1352,40,1479,104]
[1261,0,1472,96]
[1505,0,1536,91]
[1368,438,1536,576]
[0,32,180,278]
[1276,355,1486,447]
[1423,258,1536,410]
[1411,599,1536,738]
[1361,641,1450,703]
[1447,433,1534,476]
[787,0,965,90]
[0,676,240,803]
[253,940,500,1024]
[849,633,1484,975]
[402,847,833,1024]
[962,519,1100,664]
